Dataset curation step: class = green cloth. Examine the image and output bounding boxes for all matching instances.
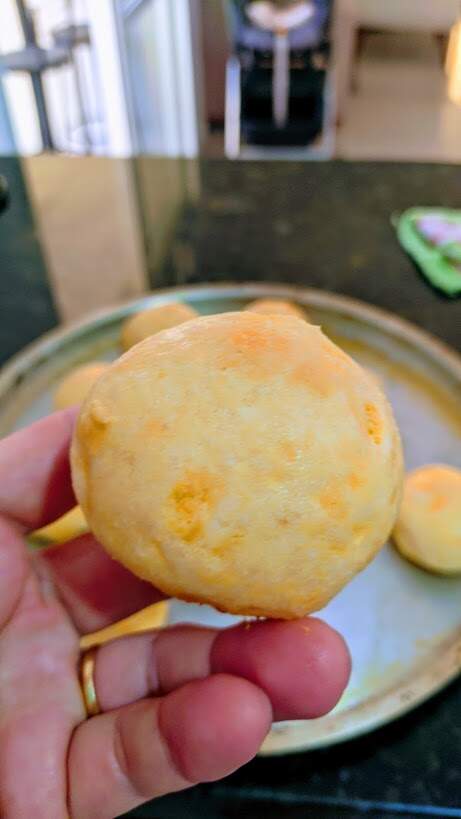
[395,207,461,297]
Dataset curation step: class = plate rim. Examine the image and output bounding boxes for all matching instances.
[2,283,461,388]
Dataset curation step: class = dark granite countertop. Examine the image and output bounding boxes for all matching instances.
[0,158,56,365]
[156,160,461,352]
[1,156,461,818]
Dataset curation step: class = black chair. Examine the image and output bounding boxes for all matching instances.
[225,0,331,153]
[0,176,9,214]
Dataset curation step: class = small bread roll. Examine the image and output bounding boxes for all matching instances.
[54,362,109,410]
[121,302,198,350]
[393,465,461,574]
[245,298,308,320]
[72,312,403,619]
[32,505,88,544]
[80,601,169,649]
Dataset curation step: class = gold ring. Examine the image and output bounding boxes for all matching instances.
[80,647,100,717]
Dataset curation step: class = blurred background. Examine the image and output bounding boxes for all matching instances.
[2,4,461,819]
[2,0,461,338]
[1,0,461,160]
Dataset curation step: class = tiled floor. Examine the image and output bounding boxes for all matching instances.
[338,32,461,162]
[205,33,461,163]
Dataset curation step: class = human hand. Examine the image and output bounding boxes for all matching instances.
[0,410,350,819]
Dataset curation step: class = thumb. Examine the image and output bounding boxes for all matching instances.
[0,518,27,628]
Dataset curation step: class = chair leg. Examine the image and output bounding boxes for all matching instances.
[434,33,449,67]
[351,29,367,93]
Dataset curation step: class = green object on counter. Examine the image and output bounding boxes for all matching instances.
[439,240,461,264]
[395,207,461,297]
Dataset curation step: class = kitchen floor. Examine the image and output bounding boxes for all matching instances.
[337,32,461,162]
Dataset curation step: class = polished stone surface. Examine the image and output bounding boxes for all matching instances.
[1,155,461,818]
[155,160,461,351]
[0,157,56,365]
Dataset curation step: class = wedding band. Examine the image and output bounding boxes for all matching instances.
[80,647,100,717]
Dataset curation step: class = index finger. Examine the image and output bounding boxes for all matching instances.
[0,409,77,531]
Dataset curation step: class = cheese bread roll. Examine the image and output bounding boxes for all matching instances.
[72,312,403,618]
[393,465,461,574]
[121,302,198,350]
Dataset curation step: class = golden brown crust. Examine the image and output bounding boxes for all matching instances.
[73,311,403,618]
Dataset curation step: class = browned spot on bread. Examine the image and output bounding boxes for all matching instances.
[212,530,244,555]
[364,402,382,445]
[230,321,290,357]
[281,441,298,462]
[167,471,217,542]
[352,522,370,544]
[347,472,365,490]
[328,541,348,554]
[144,418,168,436]
[318,485,347,519]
